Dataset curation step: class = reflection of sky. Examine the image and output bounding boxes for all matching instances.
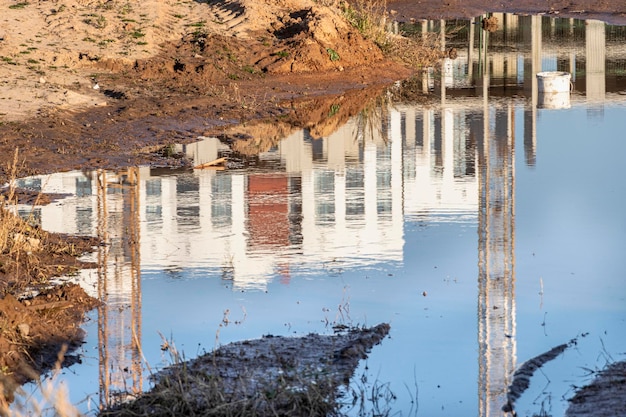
[14,18,626,417]
[511,103,626,416]
[517,105,626,290]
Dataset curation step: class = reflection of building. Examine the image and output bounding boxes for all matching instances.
[16,170,143,408]
[19,169,143,404]
[585,19,606,117]
[95,169,143,408]
[412,14,626,166]
[15,100,481,292]
[476,97,517,416]
[407,16,532,415]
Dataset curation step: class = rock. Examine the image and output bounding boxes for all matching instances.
[16,323,29,337]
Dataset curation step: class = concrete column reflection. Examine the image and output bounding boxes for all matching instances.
[477,67,517,415]
[96,168,143,409]
[585,20,606,116]
[523,15,541,167]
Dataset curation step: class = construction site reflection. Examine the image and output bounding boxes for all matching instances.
[13,13,626,415]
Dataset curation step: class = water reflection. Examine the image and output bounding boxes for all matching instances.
[13,13,626,415]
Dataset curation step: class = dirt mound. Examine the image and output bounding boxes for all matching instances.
[0,0,384,122]
[127,1,383,89]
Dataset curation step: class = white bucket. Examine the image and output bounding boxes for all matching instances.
[537,91,571,109]
[536,71,571,93]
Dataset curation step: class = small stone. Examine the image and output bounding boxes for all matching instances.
[17,323,30,337]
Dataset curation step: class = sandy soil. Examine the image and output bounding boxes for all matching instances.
[0,0,418,183]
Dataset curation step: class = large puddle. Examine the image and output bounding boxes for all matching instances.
[13,14,626,416]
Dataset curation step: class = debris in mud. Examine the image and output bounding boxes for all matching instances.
[503,338,577,413]
[102,323,391,416]
[481,15,499,32]
[566,360,626,417]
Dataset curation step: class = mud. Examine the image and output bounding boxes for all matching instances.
[566,360,626,417]
[103,324,391,415]
[503,340,576,413]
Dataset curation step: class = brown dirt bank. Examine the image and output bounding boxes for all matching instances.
[0,0,416,184]
[0,283,100,406]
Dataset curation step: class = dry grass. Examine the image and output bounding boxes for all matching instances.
[334,0,445,70]
[1,346,83,417]
[102,325,397,417]
[354,93,392,145]
[0,150,40,257]
[385,32,446,70]
[339,0,390,48]
[101,370,339,417]
[0,149,98,296]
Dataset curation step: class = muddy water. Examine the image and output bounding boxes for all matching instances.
[15,14,626,417]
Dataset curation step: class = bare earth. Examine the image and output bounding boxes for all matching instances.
[0,0,625,412]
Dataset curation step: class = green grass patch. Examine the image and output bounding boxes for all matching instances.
[327,48,340,61]
[186,20,206,28]
[8,2,29,9]
[328,103,341,117]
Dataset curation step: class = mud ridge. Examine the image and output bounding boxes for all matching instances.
[503,338,577,413]
[104,323,391,415]
[566,360,626,417]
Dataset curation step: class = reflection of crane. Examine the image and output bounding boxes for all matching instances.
[96,168,143,408]
[476,53,517,416]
